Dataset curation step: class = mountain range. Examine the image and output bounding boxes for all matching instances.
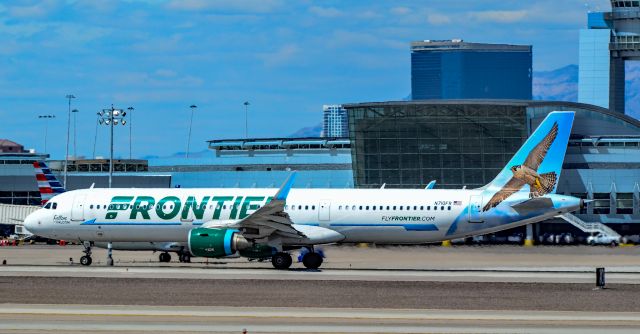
[533,63,640,119]
[291,63,640,137]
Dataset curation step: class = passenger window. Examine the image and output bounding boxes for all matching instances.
[351,205,356,210]
[393,206,396,210]
[338,205,342,210]
[89,205,93,209]
[223,205,227,209]
[441,206,445,211]
[359,206,363,210]
[312,206,315,210]
[413,206,417,210]
[372,206,376,211]
[434,206,438,211]
[427,206,431,210]
[420,206,424,210]
[305,205,309,210]
[298,205,302,210]
[448,206,451,210]
[399,206,403,210]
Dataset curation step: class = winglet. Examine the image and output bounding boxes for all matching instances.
[425,180,436,189]
[274,172,297,201]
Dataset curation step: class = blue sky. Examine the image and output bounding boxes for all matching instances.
[0,0,610,159]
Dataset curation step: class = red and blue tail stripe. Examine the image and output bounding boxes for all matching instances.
[33,161,66,206]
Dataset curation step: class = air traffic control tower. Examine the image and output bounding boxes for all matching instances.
[579,1,640,114]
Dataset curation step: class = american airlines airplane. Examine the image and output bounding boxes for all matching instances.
[24,111,584,269]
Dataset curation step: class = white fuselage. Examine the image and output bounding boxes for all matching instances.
[24,187,581,245]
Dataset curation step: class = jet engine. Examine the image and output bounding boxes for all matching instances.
[188,227,251,257]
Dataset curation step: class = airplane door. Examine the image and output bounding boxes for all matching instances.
[71,195,86,221]
[318,200,331,221]
[468,195,484,223]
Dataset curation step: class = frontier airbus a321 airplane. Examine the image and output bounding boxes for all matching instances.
[25,111,584,269]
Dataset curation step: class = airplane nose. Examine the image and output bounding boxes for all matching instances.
[23,211,40,233]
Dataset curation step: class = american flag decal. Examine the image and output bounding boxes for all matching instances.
[33,161,66,206]
[453,201,462,205]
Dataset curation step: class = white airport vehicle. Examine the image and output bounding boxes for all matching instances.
[25,112,584,269]
[587,232,621,246]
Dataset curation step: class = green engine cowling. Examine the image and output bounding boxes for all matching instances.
[188,227,251,258]
[238,244,277,260]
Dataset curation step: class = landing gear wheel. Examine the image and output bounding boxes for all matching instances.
[302,252,323,269]
[179,253,191,263]
[80,255,92,266]
[271,252,292,270]
[159,252,171,263]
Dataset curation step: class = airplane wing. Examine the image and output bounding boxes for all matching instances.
[230,172,306,240]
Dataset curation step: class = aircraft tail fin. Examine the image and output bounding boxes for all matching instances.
[535,172,557,196]
[484,111,575,195]
[33,161,66,206]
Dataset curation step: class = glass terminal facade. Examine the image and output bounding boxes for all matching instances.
[346,101,527,189]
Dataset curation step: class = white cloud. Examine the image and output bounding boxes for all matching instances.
[7,0,58,18]
[468,10,528,23]
[309,6,343,18]
[390,6,410,15]
[166,0,282,13]
[427,13,451,25]
[259,44,300,67]
[356,10,380,19]
[155,69,177,78]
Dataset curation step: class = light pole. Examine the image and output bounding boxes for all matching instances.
[72,109,79,158]
[93,115,99,159]
[64,94,75,188]
[127,106,134,159]
[97,106,127,188]
[186,104,197,159]
[38,115,55,153]
[243,101,250,138]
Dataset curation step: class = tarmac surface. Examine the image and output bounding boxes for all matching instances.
[1,244,640,333]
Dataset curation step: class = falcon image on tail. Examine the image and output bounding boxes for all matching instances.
[482,122,559,212]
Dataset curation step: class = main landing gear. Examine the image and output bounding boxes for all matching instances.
[80,241,93,266]
[159,250,191,263]
[271,252,293,270]
[270,248,324,270]
[159,252,171,263]
[302,252,323,269]
[179,252,191,263]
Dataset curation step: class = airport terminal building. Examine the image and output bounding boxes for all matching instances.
[344,100,640,234]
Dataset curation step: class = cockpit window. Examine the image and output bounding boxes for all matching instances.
[44,202,52,209]
[52,203,58,210]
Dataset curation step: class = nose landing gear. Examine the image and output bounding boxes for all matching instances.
[80,241,93,266]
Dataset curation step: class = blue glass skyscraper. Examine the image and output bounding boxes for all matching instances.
[411,40,532,100]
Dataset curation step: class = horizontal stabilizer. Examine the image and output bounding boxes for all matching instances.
[511,197,554,215]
